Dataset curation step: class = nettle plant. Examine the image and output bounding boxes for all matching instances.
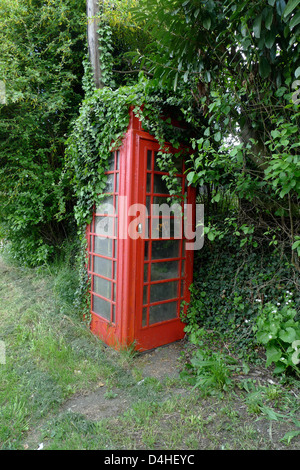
[253,291,300,377]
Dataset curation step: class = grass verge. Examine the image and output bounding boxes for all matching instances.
[0,252,299,450]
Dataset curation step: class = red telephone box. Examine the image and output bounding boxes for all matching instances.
[86,109,196,351]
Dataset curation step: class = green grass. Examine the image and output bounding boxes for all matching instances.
[0,249,299,450]
[0,253,134,448]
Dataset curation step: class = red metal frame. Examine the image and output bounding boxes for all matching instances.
[87,108,196,351]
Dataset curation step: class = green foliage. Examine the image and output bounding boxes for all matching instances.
[157,0,300,365]
[133,0,300,90]
[65,77,196,229]
[0,0,151,266]
[184,348,236,394]
[180,328,243,394]
[0,0,86,265]
[186,232,300,358]
[253,292,300,376]
[64,76,197,312]
[102,0,152,87]
[132,0,300,265]
[265,114,300,199]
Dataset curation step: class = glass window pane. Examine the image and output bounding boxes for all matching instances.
[106,155,115,172]
[150,281,178,303]
[144,241,149,260]
[114,218,118,238]
[147,173,152,193]
[94,216,114,237]
[147,150,152,170]
[181,280,185,298]
[113,261,117,279]
[181,260,185,277]
[151,261,179,281]
[104,173,114,193]
[151,240,180,259]
[151,217,182,240]
[93,276,111,300]
[146,196,151,214]
[154,153,161,171]
[152,195,171,206]
[173,157,183,174]
[93,256,112,278]
[116,151,120,170]
[96,195,114,215]
[92,295,111,321]
[94,236,112,257]
[115,173,119,193]
[142,308,148,327]
[143,285,148,305]
[149,301,178,325]
[144,263,149,282]
[153,174,169,194]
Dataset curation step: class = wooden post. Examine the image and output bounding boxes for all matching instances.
[86,0,103,89]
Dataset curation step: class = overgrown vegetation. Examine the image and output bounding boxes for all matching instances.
[0,255,299,450]
[0,0,299,423]
[0,0,87,265]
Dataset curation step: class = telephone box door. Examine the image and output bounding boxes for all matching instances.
[135,139,194,351]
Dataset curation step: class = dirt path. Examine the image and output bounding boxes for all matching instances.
[63,342,186,421]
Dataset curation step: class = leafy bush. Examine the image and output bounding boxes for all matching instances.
[0,0,86,266]
[186,232,300,359]
[253,292,300,376]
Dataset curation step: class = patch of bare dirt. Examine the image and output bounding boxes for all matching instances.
[63,341,186,421]
[133,341,185,380]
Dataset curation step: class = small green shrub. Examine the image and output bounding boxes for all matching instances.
[180,328,240,394]
[253,292,300,377]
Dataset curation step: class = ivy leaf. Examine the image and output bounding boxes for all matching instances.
[212,192,221,203]
[279,185,291,198]
[283,0,300,17]
[275,86,288,97]
[214,131,221,142]
[292,239,300,249]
